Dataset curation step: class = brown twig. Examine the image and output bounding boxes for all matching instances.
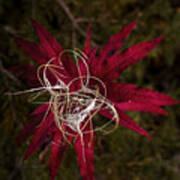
[57,0,97,47]
[0,61,21,86]
[72,24,77,48]
[31,0,37,19]
[3,25,17,35]
[0,61,20,124]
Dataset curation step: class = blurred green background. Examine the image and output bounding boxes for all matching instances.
[0,0,180,179]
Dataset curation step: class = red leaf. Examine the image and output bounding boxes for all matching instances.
[49,131,63,180]
[9,64,40,87]
[49,129,73,180]
[107,82,179,106]
[94,20,137,75]
[31,19,63,57]
[99,109,151,138]
[114,101,168,116]
[32,19,76,74]
[24,113,54,160]
[75,123,94,180]
[78,47,98,79]
[99,20,137,59]
[16,113,44,146]
[101,37,162,80]
[30,103,49,116]
[14,37,48,64]
[83,25,93,60]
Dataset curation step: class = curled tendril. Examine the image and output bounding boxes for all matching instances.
[7,50,120,141]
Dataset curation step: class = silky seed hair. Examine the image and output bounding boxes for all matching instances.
[7,50,120,140]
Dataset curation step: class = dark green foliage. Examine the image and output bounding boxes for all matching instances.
[0,0,179,179]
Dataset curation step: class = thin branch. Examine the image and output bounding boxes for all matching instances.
[72,24,77,49]
[76,18,95,23]
[8,158,23,180]
[3,25,17,35]
[57,0,75,23]
[57,0,97,47]
[0,61,20,124]
[0,61,21,86]
[31,0,37,19]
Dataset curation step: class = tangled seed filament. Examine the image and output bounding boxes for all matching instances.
[8,50,120,139]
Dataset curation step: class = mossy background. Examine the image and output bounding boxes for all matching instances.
[0,0,180,179]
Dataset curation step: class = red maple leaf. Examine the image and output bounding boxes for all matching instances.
[12,19,179,180]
